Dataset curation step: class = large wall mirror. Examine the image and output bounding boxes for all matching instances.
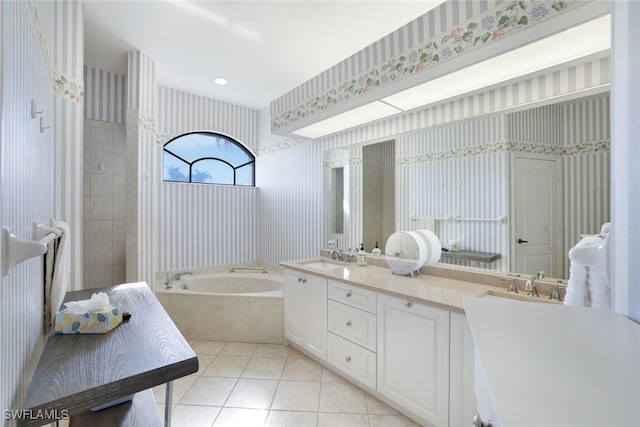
[323,91,611,281]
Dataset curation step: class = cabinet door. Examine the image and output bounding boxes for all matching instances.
[302,274,327,360]
[450,312,477,427]
[377,294,450,427]
[284,269,304,347]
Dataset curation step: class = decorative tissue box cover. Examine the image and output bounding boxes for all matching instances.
[54,304,123,334]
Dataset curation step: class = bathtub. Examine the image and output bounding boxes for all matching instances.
[155,269,284,344]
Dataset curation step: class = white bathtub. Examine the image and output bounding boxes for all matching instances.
[155,270,284,344]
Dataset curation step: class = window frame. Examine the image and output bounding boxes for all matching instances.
[162,131,255,186]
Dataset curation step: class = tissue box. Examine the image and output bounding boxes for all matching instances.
[54,304,123,334]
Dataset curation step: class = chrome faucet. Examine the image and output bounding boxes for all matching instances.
[165,271,193,288]
[524,271,544,297]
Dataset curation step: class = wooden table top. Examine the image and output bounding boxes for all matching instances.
[19,282,198,427]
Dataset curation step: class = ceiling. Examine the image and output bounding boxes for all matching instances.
[83,1,445,110]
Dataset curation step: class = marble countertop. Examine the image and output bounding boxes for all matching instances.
[280,257,561,312]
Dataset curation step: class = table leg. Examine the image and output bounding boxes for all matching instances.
[164,381,173,427]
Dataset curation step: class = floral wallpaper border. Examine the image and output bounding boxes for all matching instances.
[397,140,610,165]
[323,156,363,169]
[272,0,581,132]
[28,0,84,104]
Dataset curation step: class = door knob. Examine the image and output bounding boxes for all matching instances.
[517,238,529,244]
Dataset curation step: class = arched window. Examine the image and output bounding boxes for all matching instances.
[163,132,255,186]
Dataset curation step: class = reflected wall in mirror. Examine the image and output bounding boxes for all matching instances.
[323,93,610,280]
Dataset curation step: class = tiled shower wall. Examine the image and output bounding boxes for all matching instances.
[82,119,127,288]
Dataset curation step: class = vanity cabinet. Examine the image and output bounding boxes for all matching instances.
[284,269,327,360]
[326,281,377,389]
[449,312,477,427]
[377,294,450,427]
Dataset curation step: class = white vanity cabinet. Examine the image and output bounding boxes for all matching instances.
[377,294,450,427]
[449,312,477,427]
[326,281,377,389]
[283,269,327,360]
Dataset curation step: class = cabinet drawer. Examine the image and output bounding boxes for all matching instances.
[328,281,377,314]
[328,300,376,351]
[327,332,376,390]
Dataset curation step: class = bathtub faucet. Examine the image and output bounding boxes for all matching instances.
[165,271,193,288]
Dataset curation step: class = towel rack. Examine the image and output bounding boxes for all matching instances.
[411,214,506,224]
[1,221,62,277]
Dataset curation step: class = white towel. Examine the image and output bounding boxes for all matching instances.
[418,216,437,235]
[44,219,70,333]
[564,259,589,307]
[565,233,610,308]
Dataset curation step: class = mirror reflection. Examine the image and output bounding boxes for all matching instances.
[323,92,611,281]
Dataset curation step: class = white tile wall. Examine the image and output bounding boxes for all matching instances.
[83,119,127,288]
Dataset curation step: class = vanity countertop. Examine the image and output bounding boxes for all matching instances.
[463,296,640,426]
[280,257,560,311]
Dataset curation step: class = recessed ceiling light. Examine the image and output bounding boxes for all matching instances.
[213,76,228,85]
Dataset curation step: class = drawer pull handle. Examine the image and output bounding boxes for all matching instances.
[346,292,352,298]
[345,356,351,363]
[346,320,352,327]
[405,302,412,309]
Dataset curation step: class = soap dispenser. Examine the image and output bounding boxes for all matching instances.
[357,243,368,266]
[372,241,382,257]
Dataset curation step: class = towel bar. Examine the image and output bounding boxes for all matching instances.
[1,221,63,277]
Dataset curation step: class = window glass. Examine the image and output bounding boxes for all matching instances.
[163,132,255,186]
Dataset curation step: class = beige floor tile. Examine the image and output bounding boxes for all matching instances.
[224,379,278,409]
[217,342,258,357]
[170,404,221,427]
[365,393,399,415]
[253,343,290,358]
[368,414,422,427]
[202,355,250,378]
[265,410,318,427]
[152,375,197,404]
[321,367,347,383]
[179,376,237,406]
[318,412,370,427]
[285,346,307,359]
[281,357,323,381]
[212,408,268,427]
[271,380,321,412]
[192,354,215,376]
[191,340,227,355]
[319,382,368,413]
[241,357,286,379]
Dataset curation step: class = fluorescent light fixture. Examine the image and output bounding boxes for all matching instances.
[292,101,403,139]
[382,15,610,111]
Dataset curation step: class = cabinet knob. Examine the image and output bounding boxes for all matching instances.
[405,302,412,309]
[346,320,352,327]
[472,412,493,427]
[302,277,307,283]
[345,356,351,363]
[346,292,352,298]
[298,277,302,283]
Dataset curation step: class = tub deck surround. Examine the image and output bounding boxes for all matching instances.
[281,257,562,312]
[155,265,285,344]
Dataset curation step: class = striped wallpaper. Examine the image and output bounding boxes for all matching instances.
[84,65,126,124]
[1,0,54,418]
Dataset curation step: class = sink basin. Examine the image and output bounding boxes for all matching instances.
[483,290,557,304]
[300,261,344,270]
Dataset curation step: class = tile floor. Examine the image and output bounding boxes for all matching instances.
[153,340,421,427]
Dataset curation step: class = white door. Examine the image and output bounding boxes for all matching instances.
[302,274,328,360]
[284,270,304,346]
[512,155,561,277]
